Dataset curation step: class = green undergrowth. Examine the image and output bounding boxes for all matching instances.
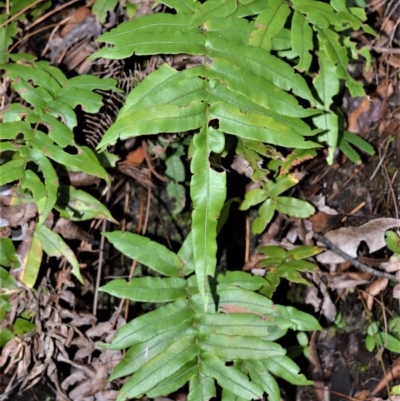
[0,0,377,399]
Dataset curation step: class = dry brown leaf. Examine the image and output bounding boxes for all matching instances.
[364,278,389,310]
[125,146,145,166]
[310,211,342,233]
[321,293,337,323]
[393,283,400,300]
[0,203,37,227]
[380,254,400,273]
[60,7,92,37]
[372,357,400,395]
[316,218,400,264]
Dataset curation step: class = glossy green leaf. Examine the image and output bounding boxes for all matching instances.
[191,127,226,310]
[287,246,323,259]
[313,111,339,165]
[28,149,58,225]
[36,225,83,284]
[208,58,318,118]
[0,63,61,94]
[104,300,193,349]
[35,60,68,87]
[291,11,313,72]
[274,196,315,218]
[57,87,103,113]
[19,230,42,288]
[30,131,109,180]
[385,231,400,254]
[277,305,322,331]
[117,335,199,401]
[245,360,280,401]
[188,0,237,29]
[191,288,276,315]
[12,80,52,109]
[117,66,207,116]
[342,131,374,155]
[100,277,187,303]
[47,100,77,130]
[0,239,18,268]
[215,271,269,291]
[204,18,253,44]
[0,19,18,64]
[253,199,276,234]
[93,13,194,45]
[210,102,319,149]
[94,29,205,60]
[66,75,120,92]
[0,158,25,185]
[239,188,269,210]
[338,138,361,164]
[267,174,299,197]
[263,355,313,385]
[97,102,207,152]
[374,332,400,353]
[147,360,197,398]
[92,0,119,23]
[158,0,200,13]
[208,81,318,138]
[249,0,290,51]
[40,113,74,147]
[57,186,116,223]
[200,332,285,360]
[206,36,316,104]
[188,373,216,401]
[313,48,339,109]
[178,232,195,275]
[196,312,293,338]
[259,245,286,259]
[111,328,195,380]
[200,353,263,400]
[0,121,31,139]
[103,231,183,276]
[21,169,47,216]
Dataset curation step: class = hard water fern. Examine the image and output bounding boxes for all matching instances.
[90,0,374,398]
[100,231,321,401]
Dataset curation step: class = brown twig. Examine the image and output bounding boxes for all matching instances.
[314,232,399,282]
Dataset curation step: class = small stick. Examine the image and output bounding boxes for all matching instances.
[313,232,399,282]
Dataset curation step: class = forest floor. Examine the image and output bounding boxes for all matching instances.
[1,0,400,400]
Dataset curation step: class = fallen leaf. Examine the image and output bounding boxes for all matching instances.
[380,254,400,273]
[125,146,145,166]
[60,7,92,37]
[363,278,388,310]
[316,218,400,264]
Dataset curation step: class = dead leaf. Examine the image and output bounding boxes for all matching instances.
[393,284,400,300]
[372,357,400,395]
[125,146,145,166]
[310,211,342,233]
[316,218,400,264]
[380,254,400,273]
[60,7,93,37]
[364,278,389,310]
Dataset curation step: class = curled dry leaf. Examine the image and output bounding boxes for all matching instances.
[372,357,400,396]
[60,7,93,37]
[393,283,400,300]
[364,278,389,310]
[380,254,400,273]
[316,218,400,264]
